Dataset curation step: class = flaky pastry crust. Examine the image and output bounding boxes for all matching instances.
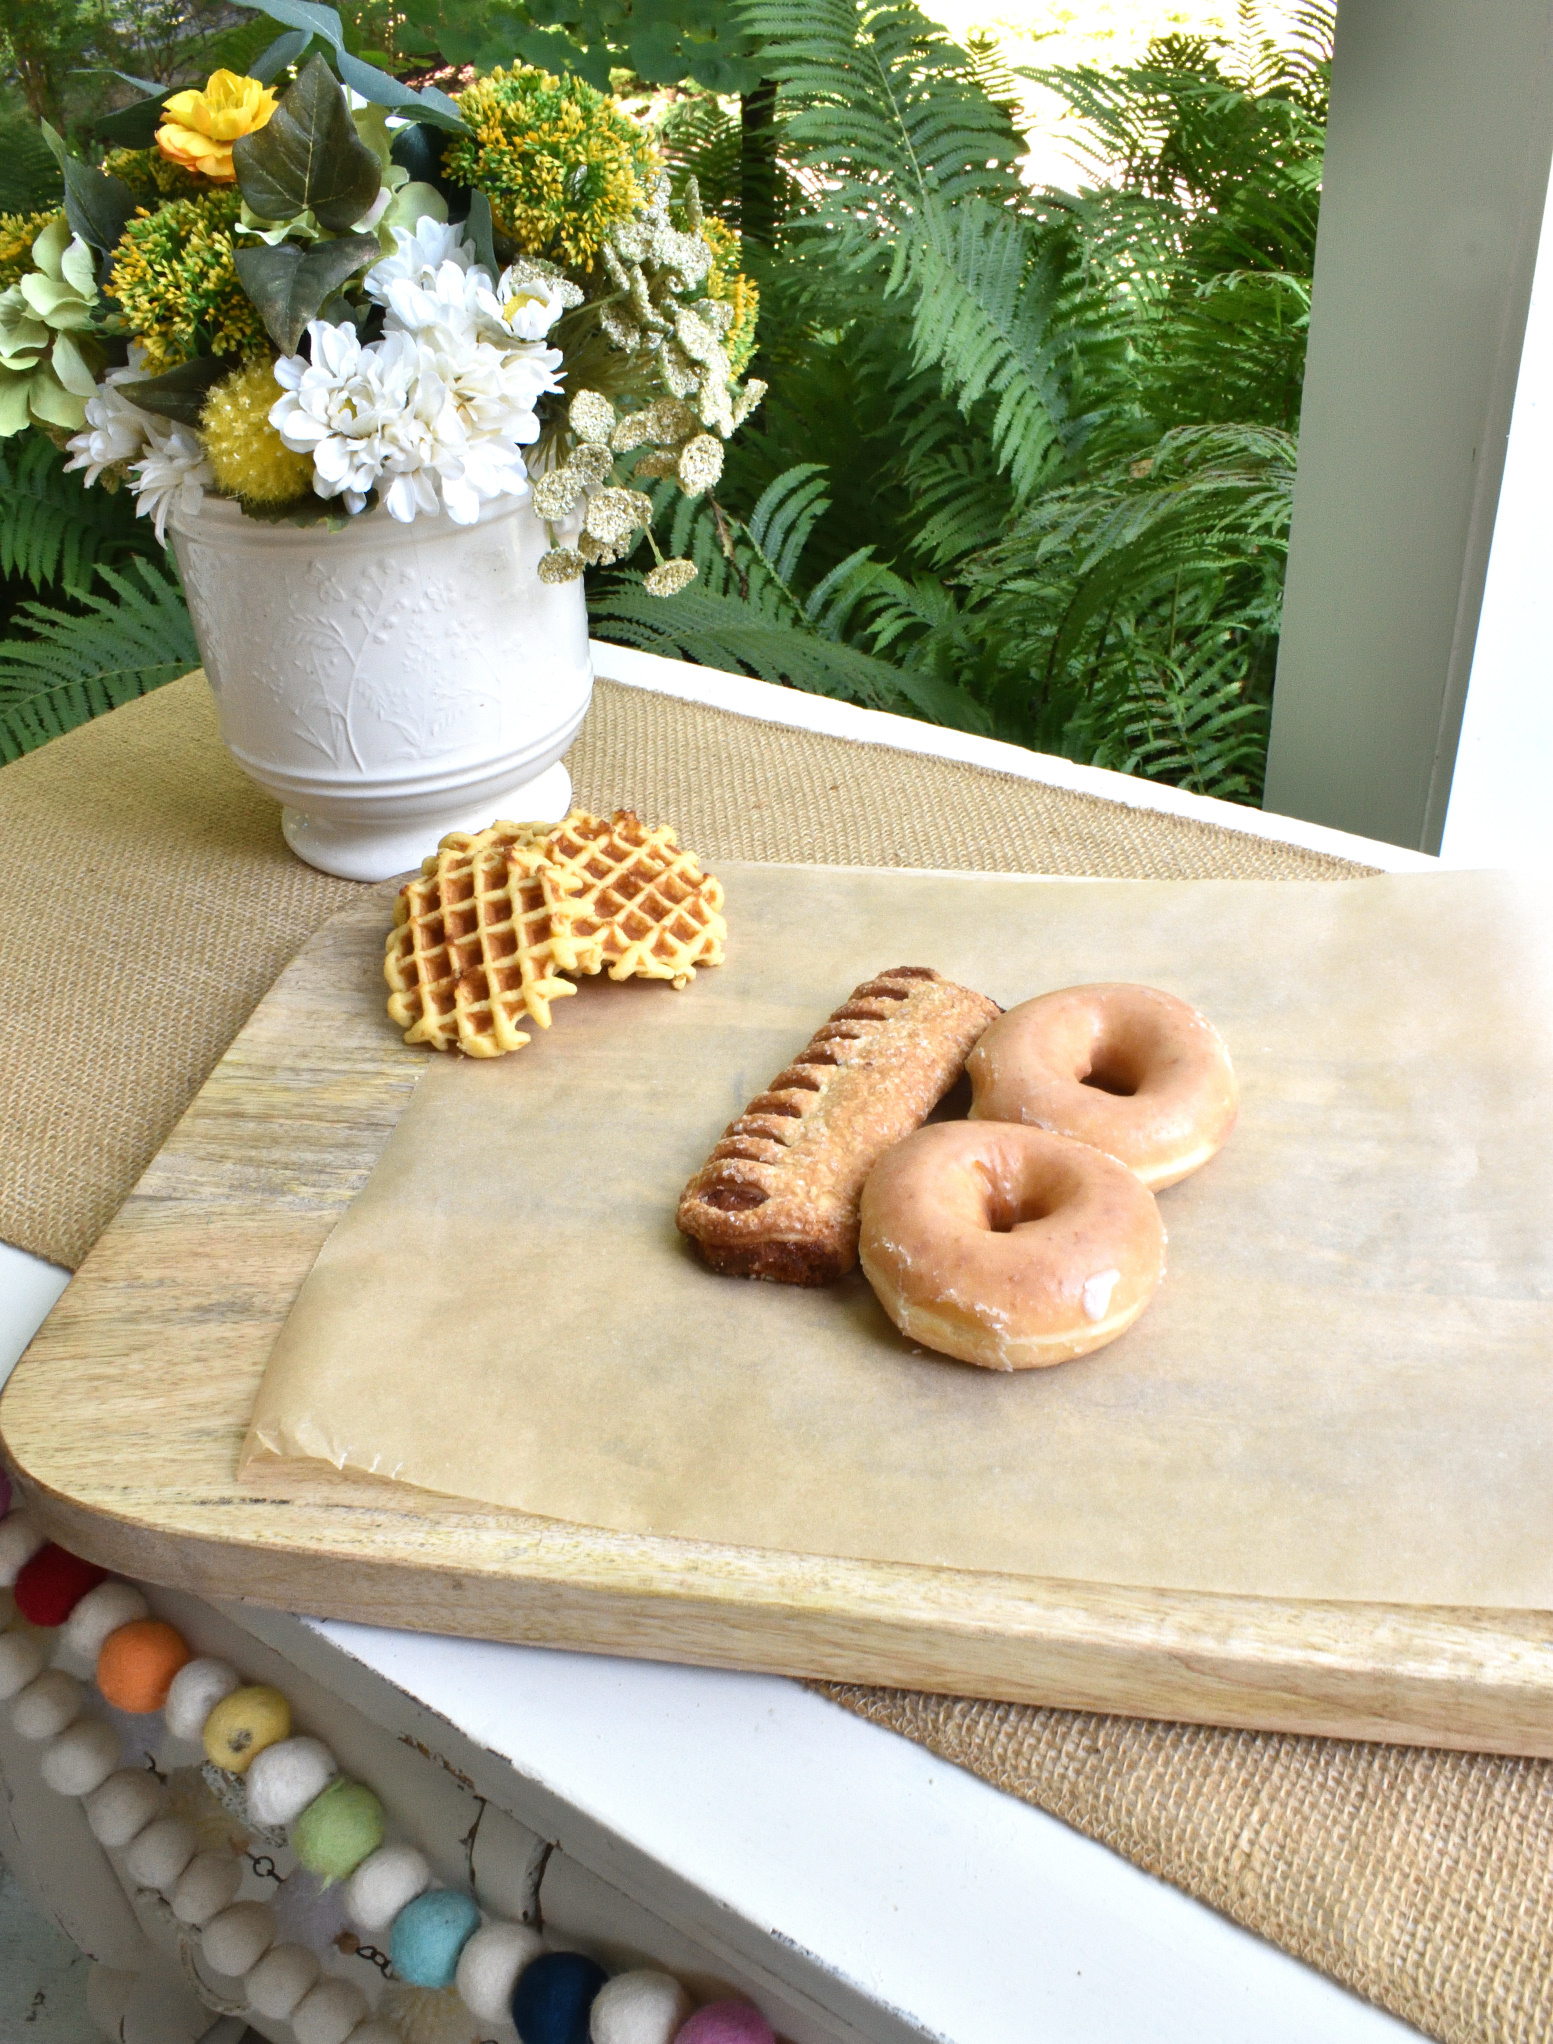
[677,967,1000,1285]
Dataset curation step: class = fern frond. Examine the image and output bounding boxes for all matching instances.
[740,0,1028,229]
[590,576,986,730]
[0,437,159,595]
[0,559,198,765]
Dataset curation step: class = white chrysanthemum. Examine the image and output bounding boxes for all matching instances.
[378,258,485,343]
[270,316,561,526]
[64,376,155,486]
[364,218,475,304]
[131,424,214,543]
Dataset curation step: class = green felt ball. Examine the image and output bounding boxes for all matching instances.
[290,1777,384,1885]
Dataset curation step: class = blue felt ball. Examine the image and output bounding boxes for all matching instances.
[389,1887,483,1988]
[511,1950,609,2044]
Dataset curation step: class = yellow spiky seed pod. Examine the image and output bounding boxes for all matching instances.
[200,357,314,507]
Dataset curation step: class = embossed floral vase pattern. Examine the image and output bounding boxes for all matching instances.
[171,493,591,879]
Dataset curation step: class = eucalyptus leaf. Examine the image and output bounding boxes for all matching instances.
[232,52,381,233]
[234,233,379,354]
[119,356,231,427]
[249,28,311,83]
[231,0,347,48]
[464,189,498,279]
[42,126,136,256]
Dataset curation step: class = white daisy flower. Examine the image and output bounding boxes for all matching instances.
[130,424,214,543]
[364,217,476,303]
[63,352,158,486]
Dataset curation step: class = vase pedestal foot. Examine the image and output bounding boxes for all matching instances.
[281,761,575,881]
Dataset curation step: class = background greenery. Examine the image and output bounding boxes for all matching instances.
[0,0,1331,798]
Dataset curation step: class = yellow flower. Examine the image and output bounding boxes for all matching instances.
[156,71,279,184]
[201,357,314,507]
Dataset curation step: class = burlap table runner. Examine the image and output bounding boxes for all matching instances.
[2,670,1546,2044]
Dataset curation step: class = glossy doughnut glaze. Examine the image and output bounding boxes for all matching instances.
[966,983,1237,1190]
[859,1122,1166,1370]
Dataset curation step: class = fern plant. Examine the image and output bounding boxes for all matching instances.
[588,0,1335,803]
[0,557,197,765]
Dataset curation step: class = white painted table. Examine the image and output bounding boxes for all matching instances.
[0,651,1434,2043]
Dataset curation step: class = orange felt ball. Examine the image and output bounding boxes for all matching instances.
[96,1620,191,1714]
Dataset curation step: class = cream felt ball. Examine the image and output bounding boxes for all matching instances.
[456,1920,544,2022]
[589,1969,694,2044]
[164,1657,239,1742]
[674,2004,775,2044]
[244,1941,321,2020]
[84,1767,164,1848]
[345,1841,431,1933]
[290,1974,368,2044]
[13,1669,82,1740]
[0,1630,47,1700]
[202,1898,276,1977]
[41,1717,120,1795]
[0,1512,45,1585]
[246,1735,337,1828]
[170,1848,242,1927]
[292,1777,385,1884]
[63,1581,149,1660]
[124,1813,197,1891]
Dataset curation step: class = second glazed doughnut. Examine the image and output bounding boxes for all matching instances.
[859,1121,1166,1370]
[967,983,1237,1189]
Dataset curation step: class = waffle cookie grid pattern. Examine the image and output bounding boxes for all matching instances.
[384,811,726,1056]
[540,809,727,987]
[384,825,601,1058]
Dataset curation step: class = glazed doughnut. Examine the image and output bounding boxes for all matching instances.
[967,983,1236,1190]
[859,1122,1166,1370]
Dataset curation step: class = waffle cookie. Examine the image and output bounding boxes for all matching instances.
[384,822,601,1057]
[539,809,726,988]
[677,967,1001,1285]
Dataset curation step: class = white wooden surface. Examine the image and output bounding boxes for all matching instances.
[0,658,1437,2042]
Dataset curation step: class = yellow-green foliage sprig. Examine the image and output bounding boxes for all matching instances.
[109,190,268,374]
[201,356,314,508]
[102,146,208,206]
[0,211,62,294]
[445,65,659,270]
[700,217,759,379]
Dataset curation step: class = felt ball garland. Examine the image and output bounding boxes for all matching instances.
[0,1484,781,2044]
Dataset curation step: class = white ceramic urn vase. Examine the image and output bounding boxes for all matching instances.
[169,491,592,881]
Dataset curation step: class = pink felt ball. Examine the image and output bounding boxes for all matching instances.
[675,2005,775,2044]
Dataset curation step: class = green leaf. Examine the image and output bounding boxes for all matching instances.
[0,558,197,766]
[91,89,174,149]
[228,0,469,129]
[249,28,312,82]
[41,124,136,256]
[464,189,498,278]
[234,234,380,354]
[232,52,382,232]
[118,356,233,426]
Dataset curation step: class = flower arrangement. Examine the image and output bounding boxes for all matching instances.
[3,17,763,593]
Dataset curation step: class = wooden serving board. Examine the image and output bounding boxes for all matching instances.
[5,891,1553,1755]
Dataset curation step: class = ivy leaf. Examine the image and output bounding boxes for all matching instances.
[119,356,232,427]
[91,91,173,149]
[41,124,136,255]
[232,52,381,233]
[234,233,380,354]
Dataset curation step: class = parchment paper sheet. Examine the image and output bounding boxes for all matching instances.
[245,865,1553,1607]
